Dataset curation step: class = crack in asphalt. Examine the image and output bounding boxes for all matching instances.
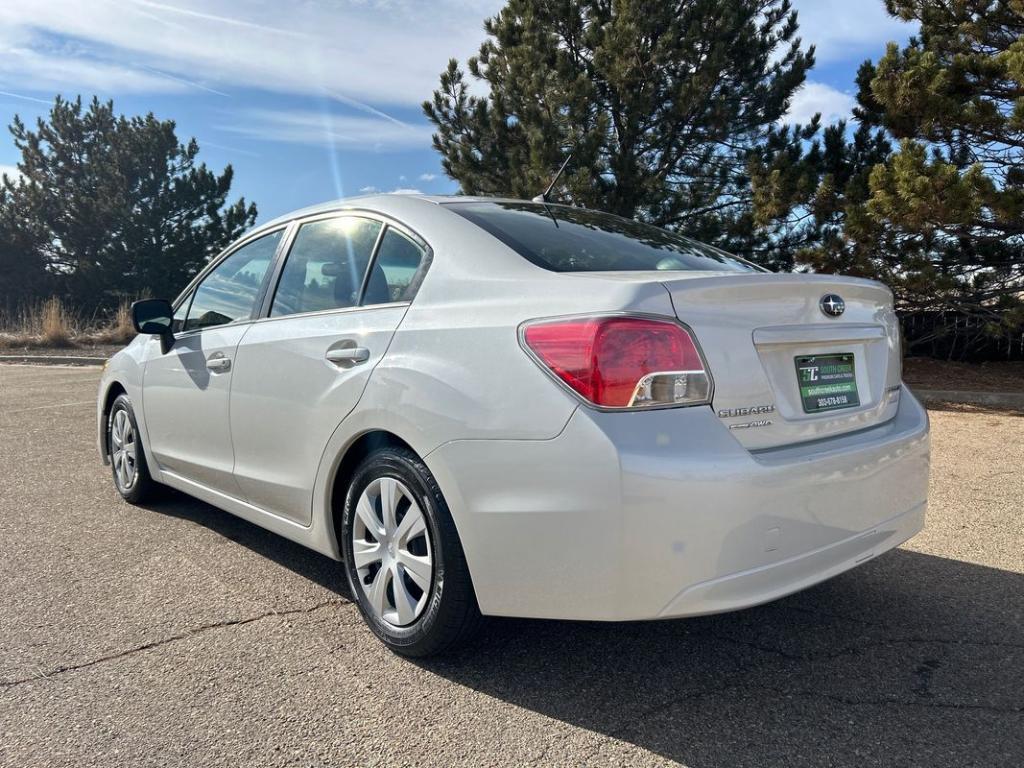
[710,632,1024,664]
[758,687,1024,716]
[615,641,785,736]
[636,669,1024,729]
[655,632,1024,717]
[5,604,1023,718]
[0,599,345,690]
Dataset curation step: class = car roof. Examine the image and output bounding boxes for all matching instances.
[253,194,528,235]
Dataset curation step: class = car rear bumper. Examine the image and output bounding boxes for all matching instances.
[425,386,929,621]
[657,500,924,617]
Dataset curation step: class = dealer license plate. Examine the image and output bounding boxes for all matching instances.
[795,353,860,413]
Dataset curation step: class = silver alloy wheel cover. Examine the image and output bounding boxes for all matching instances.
[352,476,434,627]
[110,408,138,491]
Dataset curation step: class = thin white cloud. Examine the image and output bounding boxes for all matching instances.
[123,3,190,32]
[0,0,910,141]
[0,163,23,180]
[323,89,413,131]
[791,0,917,62]
[136,64,231,97]
[194,138,262,158]
[0,0,502,104]
[389,188,422,195]
[783,81,856,126]
[216,109,433,150]
[0,34,185,95]
[128,0,309,38]
[0,89,52,105]
[418,172,437,181]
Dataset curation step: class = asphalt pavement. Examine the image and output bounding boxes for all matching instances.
[1,364,1021,767]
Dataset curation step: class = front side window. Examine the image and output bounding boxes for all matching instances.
[270,217,382,318]
[446,201,764,273]
[185,230,281,331]
[362,228,428,304]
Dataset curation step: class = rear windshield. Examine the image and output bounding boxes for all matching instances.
[446,201,762,273]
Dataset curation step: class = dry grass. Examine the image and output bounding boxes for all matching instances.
[39,297,74,346]
[0,298,137,350]
[87,301,136,345]
[0,300,76,349]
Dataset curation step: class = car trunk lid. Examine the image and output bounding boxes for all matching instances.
[660,273,902,450]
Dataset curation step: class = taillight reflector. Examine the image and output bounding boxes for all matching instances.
[522,316,711,408]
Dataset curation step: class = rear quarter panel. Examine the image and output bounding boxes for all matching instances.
[309,201,683,556]
[335,199,683,452]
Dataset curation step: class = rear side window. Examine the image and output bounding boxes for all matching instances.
[363,228,428,304]
[270,216,382,317]
[446,201,762,273]
[185,230,281,331]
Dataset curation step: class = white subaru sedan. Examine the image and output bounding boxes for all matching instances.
[98,195,929,656]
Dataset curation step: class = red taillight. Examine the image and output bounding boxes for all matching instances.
[522,316,711,408]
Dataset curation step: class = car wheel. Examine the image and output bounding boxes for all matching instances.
[341,446,482,657]
[108,394,157,504]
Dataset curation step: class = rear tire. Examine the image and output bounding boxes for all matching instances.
[107,394,158,504]
[341,446,482,657]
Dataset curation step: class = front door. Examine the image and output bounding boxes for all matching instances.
[143,228,284,497]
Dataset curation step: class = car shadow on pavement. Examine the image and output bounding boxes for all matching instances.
[141,488,354,600]
[142,490,1023,767]
[417,549,1024,767]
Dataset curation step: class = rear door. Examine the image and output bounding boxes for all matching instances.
[143,228,285,495]
[228,214,430,524]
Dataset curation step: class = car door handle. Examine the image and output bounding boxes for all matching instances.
[206,354,232,373]
[325,347,370,365]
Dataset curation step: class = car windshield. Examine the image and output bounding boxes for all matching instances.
[446,201,763,273]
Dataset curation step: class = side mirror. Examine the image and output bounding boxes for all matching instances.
[131,298,175,354]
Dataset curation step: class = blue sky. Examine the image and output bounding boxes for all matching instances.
[0,0,915,224]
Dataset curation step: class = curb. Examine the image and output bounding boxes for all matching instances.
[914,389,1024,410]
[0,354,108,366]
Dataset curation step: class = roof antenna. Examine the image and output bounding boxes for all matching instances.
[532,152,572,203]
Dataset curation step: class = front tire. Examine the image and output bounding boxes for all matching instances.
[341,446,481,656]
[107,394,157,504]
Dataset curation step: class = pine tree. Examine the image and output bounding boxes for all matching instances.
[423,0,814,259]
[856,0,1024,326]
[748,0,1023,348]
[0,96,257,312]
[749,120,897,276]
